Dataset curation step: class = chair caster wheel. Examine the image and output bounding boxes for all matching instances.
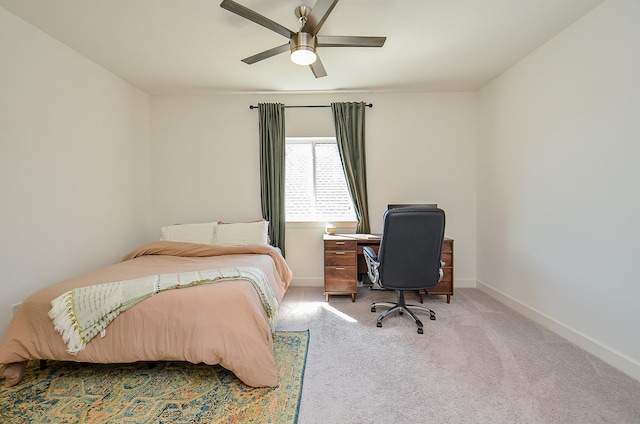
[430,313,436,321]
[376,322,382,328]
[371,306,376,312]
[417,327,423,334]
[399,311,403,315]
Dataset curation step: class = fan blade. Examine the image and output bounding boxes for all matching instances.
[241,43,290,64]
[318,35,386,47]
[220,0,293,39]
[302,0,339,35]
[309,55,327,78]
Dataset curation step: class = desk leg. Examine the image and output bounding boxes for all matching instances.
[420,291,452,303]
[325,293,356,302]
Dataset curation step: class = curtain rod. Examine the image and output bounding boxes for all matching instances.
[249,103,373,110]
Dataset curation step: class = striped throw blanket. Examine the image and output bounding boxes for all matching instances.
[49,267,278,355]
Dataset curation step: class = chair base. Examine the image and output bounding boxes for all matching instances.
[371,290,435,334]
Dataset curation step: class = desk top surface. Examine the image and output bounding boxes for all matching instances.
[324,233,381,241]
[324,233,452,242]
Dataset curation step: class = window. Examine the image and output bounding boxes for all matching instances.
[286,137,356,222]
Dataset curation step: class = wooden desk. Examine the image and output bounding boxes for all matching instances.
[323,234,454,303]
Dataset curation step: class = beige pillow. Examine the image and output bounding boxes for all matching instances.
[160,222,217,244]
[212,221,269,246]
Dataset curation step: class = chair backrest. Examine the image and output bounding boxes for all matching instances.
[376,207,446,291]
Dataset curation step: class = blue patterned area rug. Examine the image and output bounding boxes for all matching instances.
[0,330,309,423]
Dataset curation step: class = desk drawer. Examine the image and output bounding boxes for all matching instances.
[442,239,453,252]
[357,244,379,255]
[441,251,453,267]
[324,266,357,292]
[324,240,357,251]
[324,250,356,266]
[442,267,452,284]
[428,268,452,293]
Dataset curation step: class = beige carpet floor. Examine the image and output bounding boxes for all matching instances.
[276,287,640,424]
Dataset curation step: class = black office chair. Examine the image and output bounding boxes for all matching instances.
[363,207,446,334]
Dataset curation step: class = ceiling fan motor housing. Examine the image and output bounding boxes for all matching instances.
[291,32,317,55]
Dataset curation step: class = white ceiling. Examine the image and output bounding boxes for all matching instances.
[1,0,604,95]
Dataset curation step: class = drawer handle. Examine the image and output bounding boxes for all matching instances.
[334,241,346,245]
[335,267,345,270]
[335,251,346,255]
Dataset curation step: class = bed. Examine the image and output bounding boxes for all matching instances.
[0,234,293,388]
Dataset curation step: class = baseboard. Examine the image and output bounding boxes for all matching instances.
[476,280,640,383]
[291,278,478,289]
[290,277,324,287]
[292,278,477,289]
[455,278,476,288]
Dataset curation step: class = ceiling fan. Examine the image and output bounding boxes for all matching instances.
[220,0,386,78]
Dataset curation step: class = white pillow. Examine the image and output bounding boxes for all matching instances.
[212,221,269,246]
[160,222,217,245]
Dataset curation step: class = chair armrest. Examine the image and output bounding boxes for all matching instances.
[363,246,380,285]
[363,246,378,261]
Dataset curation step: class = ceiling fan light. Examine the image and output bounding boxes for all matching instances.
[291,48,317,65]
[290,32,317,66]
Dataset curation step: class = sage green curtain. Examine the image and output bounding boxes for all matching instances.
[258,103,286,256]
[331,102,371,233]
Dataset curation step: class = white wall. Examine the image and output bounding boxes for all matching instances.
[0,8,153,336]
[478,0,640,380]
[150,92,477,289]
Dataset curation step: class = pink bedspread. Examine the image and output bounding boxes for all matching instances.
[0,241,292,387]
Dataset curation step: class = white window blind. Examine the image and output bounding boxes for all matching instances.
[285,137,356,222]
